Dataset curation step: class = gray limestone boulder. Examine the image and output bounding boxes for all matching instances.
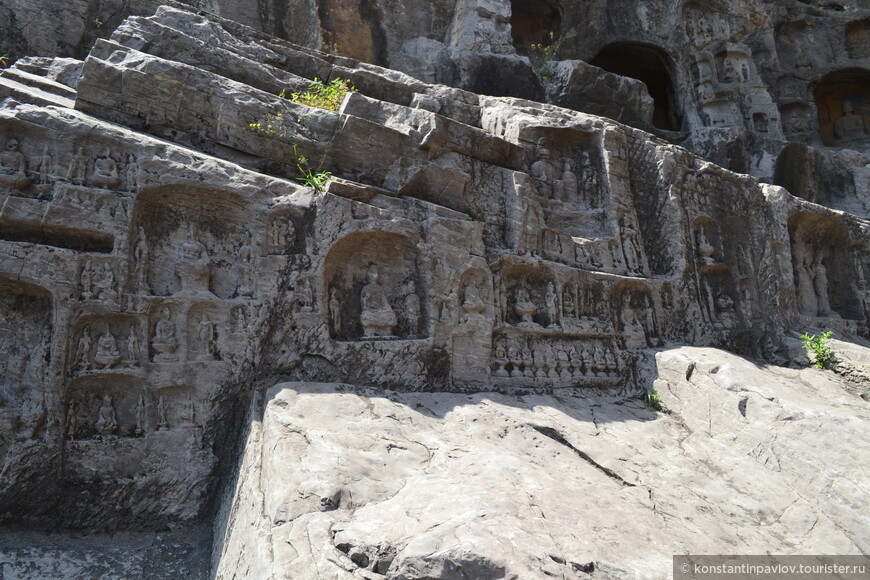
[214,346,870,579]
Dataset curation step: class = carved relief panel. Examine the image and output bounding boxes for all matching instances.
[0,279,52,441]
[324,232,425,340]
[131,186,257,299]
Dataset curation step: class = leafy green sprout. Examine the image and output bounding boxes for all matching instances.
[528,31,561,80]
[248,79,353,191]
[292,145,332,193]
[288,77,356,112]
[295,156,332,192]
[644,389,665,412]
[801,331,834,369]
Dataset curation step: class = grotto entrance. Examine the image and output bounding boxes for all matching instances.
[814,68,870,147]
[510,0,562,51]
[589,43,680,131]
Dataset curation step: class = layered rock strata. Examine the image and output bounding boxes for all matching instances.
[0,5,867,578]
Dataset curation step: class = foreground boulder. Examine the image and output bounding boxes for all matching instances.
[215,347,870,579]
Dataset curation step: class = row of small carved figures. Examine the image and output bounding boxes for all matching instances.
[72,315,219,373]
[492,341,624,379]
[0,137,140,192]
[65,392,195,440]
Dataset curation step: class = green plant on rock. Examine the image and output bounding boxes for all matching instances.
[248,111,293,140]
[289,77,356,112]
[801,331,834,369]
[0,55,8,69]
[644,389,665,412]
[247,101,336,192]
[528,31,561,80]
[293,145,332,193]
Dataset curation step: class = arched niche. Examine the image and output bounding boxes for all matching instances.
[262,209,302,256]
[589,43,681,131]
[814,68,870,147]
[499,264,558,328]
[846,19,870,60]
[510,0,562,50]
[457,267,493,318]
[0,278,52,424]
[130,185,257,299]
[692,216,723,266]
[69,313,142,375]
[610,281,658,348]
[788,212,860,320]
[773,143,811,201]
[324,232,423,340]
[64,374,143,440]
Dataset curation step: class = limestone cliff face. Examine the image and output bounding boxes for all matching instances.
[0,3,867,578]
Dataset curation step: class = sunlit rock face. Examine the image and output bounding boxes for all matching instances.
[0,3,868,578]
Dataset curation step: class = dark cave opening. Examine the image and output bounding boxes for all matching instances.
[589,43,681,131]
[510,0,562,51]
[814,67,870,147]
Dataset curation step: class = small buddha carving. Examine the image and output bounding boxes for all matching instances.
[94,328,121,369]
[152,307,179,362]
[175,224,213,295]
[0,138,30,190]
[360,265,397,338]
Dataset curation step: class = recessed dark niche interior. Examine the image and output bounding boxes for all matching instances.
[814,68,870,146]
[589,43,681,131]
[510,0,562,52]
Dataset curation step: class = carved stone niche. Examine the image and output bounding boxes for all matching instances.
[692,216,724,268]
[263,210,300,256]
[63,374,143,440]
[324,232,424,341]
[685,4,716,47]
[560,278,610,331]
[691,54,715,85]
[457,268,493,322]
[77,258,120,303]
[814,68,870,148]
[701,99,743,129]
[611,282,659,350]
[453,267,495,389]
[0,278,52,439]
[499,264,558,329]
[0,135,33,196]
[130,185,256,299]
[846,19,870,60]
[779,102,816,137]
[152,385,200,434]
[185,304,223,362]
[536,149,607,243]
[775,20,825,74]
[789,212,862,321]
[699,269,739,330]
[715,49,753,85]
[70,314,143,375]
[149,303,183,363]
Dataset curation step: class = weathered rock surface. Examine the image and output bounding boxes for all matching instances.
[0,3,867,578]
[214,346,870,579]
[4,0,870,220]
